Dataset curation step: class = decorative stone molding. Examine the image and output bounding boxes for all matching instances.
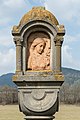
[57,25,65,34]
[13,37,23,45]
[54,35,64,46]
[12,7,59,33]
[18,88,59,116]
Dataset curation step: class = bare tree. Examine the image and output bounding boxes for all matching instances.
[0,86,18,105]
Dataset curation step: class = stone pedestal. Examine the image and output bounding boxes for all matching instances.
[13,71,64,119]
[12,7,65,120]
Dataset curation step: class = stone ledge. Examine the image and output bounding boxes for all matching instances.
[25,116,54,120]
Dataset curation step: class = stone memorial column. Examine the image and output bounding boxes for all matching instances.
[12,7,65,120]
[14,37,22,74]
[54,35,63,73]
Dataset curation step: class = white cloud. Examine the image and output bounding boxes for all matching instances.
[45,0,80,22]
[0,27,13,47]
[0,48,16,75]
[0,18,11,26]
[27,0,46,6]
[62,45,80,70]
[0,36,12,47]
[62,45,72,64]
[4,0,25,8]
[1,0,28,10]
[64,34,80,44]
[0,0,31,26]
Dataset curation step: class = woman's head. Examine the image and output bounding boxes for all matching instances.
[31,38,46,54]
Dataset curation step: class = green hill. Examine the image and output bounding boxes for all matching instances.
[0,73,16,87]
[62,68,80,85]
[0,68,80,87]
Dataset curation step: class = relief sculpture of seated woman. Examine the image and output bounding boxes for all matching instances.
[28,37,50,70]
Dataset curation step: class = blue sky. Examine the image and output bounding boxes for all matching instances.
[0,0,80,75]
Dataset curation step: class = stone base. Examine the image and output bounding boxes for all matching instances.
[24,116,55,120]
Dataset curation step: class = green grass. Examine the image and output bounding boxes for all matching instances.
[55,104,80,120]
[0,104,80,120]
[0,105,24,120]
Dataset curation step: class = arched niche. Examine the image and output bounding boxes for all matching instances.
[22,21,57,73]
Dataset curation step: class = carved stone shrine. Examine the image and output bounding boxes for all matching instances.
[12,7,65,120]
